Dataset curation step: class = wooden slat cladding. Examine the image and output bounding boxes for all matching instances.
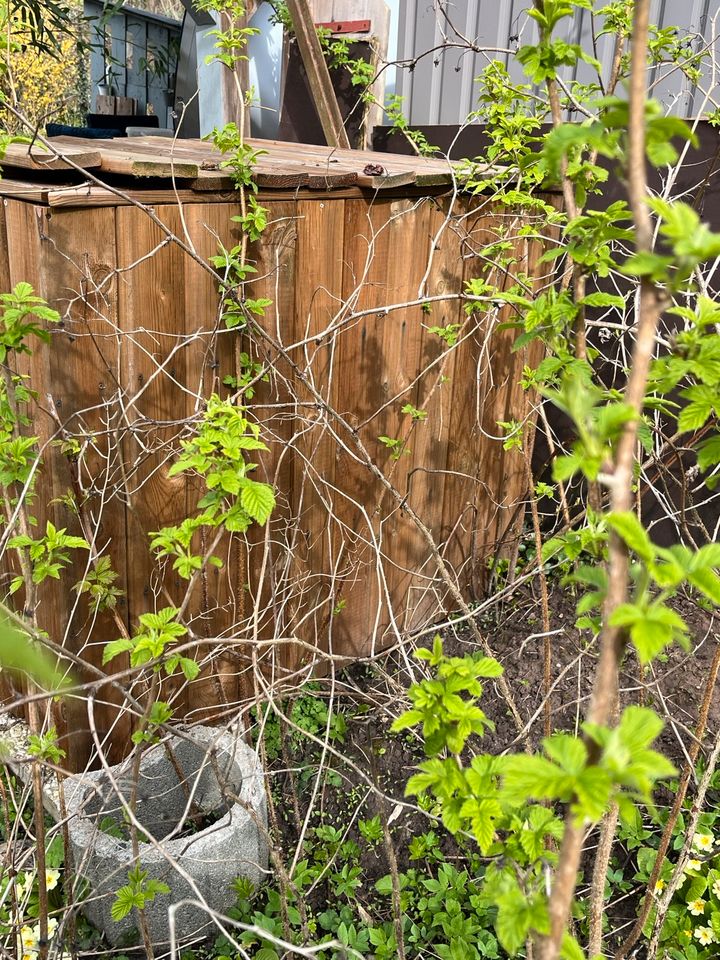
[0,191,544,772]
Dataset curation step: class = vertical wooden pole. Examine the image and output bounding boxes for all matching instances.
[285,0,351,149]
[308,0,390,148]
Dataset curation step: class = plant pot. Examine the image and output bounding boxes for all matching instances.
[64,725,267,948]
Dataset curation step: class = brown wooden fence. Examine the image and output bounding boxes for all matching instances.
[0,138,550,770]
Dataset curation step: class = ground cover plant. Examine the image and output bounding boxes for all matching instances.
[0,1,719,959]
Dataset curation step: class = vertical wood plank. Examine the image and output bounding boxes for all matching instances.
[3,202,72,750]
[38,206,132,765]
[115,205,189,720]
[178,202,238,722]
[240,201,299,684]
[289,198,345,669]
[402,195,466,630]
[335,197,432,656]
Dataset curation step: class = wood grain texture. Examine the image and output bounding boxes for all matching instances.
[0,183,451,209]
[38,205,133,765]
[307,0,390,147]
[0,201,20,710]
[241,201,299,682]
[3,201,100,765]
[115,205,189,713]
[39,134,457,189]
[334,197,433,656]
[0,187,546,769]
[43,136,200,179]
[403,196,466,629]
[285,0,352,149]
[288,198,346,670]
[179,202,244,722]
[1,142,101,172]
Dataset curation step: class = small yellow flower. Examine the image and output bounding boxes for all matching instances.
[694,926,716,946]
[693,833,714,853]
[688,898,707,916]
[712,877,720,899]
[44,869,60,892]
[684,858,703,873]
[15,871,32,902]
[654,879,666,894]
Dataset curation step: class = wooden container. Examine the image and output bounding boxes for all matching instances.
[0,137,546,769]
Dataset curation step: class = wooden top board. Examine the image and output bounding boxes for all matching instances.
[1,140,102,171]
[0,135,499,204]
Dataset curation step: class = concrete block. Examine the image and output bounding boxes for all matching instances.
[64,725,267,948]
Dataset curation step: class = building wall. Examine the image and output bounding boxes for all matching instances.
[84,1,182,125]
[393,0,719,125]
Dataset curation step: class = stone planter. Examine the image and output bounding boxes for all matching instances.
[64,725,267,948]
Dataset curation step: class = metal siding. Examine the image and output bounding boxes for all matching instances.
[458,0,480,118]
[411,1,444,123]
[688,0,715,116]
[397,0,720,124]
[437,0,475,123]
[395,0,418,118]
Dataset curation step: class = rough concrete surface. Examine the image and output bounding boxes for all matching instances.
[64,725,268,948]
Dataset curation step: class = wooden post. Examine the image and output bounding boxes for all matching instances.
[219,3,257,134]
[284,0,351,149]
[308,0,390,148]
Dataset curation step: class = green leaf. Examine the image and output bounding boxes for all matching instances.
[617,706,665,752]
[0,617,68,689]
[374,875,394,895]
[553,453,583,482]
[503,755,574,805]
[495,890,531,955]
[239,480,275,524]
[610,601,688,663]
[180,657,201,682]
[578,293,625,309]
[543,734,587,776]
[698,435,720,472]
[474,656,504,678]
[620,252,673,281]
[111,885,137,921]
[573,766,613,822]
[561,932,587,960]
[459,796,502,853]
[607,512,655,563]
[678,401,713,433]
[102,637,135,665]
[688,567,720,605]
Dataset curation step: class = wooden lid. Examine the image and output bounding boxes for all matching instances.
[0,135,501,206]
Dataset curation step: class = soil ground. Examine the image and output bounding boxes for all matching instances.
[269,582,719,951]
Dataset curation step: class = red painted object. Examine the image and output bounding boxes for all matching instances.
[315,19,371,34]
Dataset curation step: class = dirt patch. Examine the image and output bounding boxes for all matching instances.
[262,581,719,949]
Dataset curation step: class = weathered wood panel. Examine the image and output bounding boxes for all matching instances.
[0,190,543,771]
[39,206,132,764]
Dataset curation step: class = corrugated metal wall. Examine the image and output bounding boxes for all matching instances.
[395,0,719,124]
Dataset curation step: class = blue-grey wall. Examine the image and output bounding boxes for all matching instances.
[84,1,181,126]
